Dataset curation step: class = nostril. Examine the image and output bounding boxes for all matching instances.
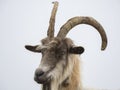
[38,71,44,76]
[35,70,44,77]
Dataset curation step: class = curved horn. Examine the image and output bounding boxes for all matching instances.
[47,1,58,40]
[57,16,107,50]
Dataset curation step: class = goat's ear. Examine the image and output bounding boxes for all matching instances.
[25,45,41,53]
[69,46,84,54]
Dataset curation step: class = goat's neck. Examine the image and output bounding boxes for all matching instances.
[59,55,82,90]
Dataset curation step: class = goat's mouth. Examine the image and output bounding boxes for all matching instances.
[34,75,51,84]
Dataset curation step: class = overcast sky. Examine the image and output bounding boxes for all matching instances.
[0,0,120,90]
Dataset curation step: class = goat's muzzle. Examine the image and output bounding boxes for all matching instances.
[34,68,51,84]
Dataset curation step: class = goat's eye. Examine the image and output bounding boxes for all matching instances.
[61,51,65,55]
[56,51,66,58]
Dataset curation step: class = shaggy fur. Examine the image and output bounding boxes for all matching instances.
[42,54,82,90]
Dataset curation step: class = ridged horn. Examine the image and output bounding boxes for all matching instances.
[57,16,107,50]
[47,1,58,40]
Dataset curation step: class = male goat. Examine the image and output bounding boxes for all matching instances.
[25,1,107,90]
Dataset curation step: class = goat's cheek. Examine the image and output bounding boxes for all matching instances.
[46,60,66,79]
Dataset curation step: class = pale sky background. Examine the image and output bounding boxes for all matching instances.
[0,0,120,90]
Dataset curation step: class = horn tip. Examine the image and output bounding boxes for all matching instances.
[52,1,58,4]
[101,41,107,51]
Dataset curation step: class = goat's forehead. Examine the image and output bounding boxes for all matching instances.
[41,38,74,48]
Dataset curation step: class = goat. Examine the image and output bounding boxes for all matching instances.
[25,1,107,90]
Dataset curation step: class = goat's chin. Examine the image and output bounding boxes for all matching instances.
[34,75,51,84]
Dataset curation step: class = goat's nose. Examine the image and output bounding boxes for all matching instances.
[35,68,44,77]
